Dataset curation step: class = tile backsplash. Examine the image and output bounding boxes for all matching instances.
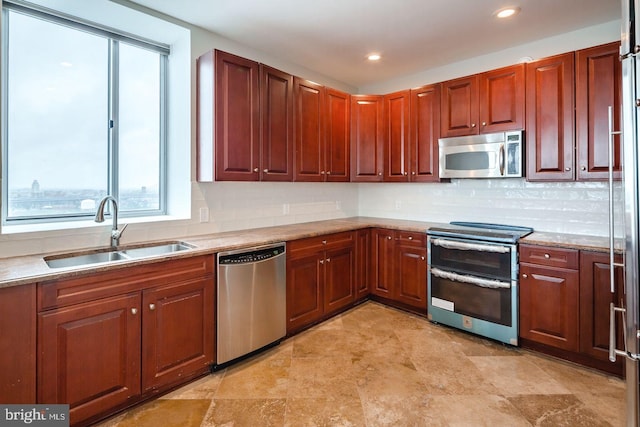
[358,178,623,237]
[0,179,621,259]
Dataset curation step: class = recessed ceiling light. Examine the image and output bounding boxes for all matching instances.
[367,54,381,61]
[495,7,520,19]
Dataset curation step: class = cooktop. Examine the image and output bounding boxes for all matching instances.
[427,221,534,244]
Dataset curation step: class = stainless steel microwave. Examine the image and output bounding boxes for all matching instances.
[438,130,524,179]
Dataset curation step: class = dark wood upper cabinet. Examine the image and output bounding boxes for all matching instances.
[213,50,260,181]
[441,64,524,138]
[576,42,622,181]
[526,52,576,181]
[325,88,351,181]
[351,95,384,182]
[479,64,525,133]
[441,75,479,137]
[410,84,441,182]
[383,90,411,181]
[260,65,294,181]
[294,77,325,181]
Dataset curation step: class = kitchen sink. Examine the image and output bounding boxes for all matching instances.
[44,241,195,269]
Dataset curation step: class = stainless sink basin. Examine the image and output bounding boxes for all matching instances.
[44,241,195,269]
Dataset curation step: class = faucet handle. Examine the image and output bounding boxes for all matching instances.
[113,223,128,237]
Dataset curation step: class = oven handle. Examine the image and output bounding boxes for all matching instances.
[430,267,511,289]
[431,238,510,253]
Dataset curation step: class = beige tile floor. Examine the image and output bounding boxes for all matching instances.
[97,301,626,426]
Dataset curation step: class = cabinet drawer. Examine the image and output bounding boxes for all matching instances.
[38,255,214,311]
[287,231,355,254]
[396,231,426,246]
[519,244,578,269]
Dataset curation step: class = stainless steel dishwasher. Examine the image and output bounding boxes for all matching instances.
[216,242,286,366]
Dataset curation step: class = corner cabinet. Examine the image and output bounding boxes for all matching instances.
[519,244,624,377]
[286,231,357,333]
[37,256,215,426]
[371,228,427,313]
[351,95,385,182]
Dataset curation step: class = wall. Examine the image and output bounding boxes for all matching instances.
[0,1,624,259]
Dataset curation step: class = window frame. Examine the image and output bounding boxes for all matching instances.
[1,0,170,225]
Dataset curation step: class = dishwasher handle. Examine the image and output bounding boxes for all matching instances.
[218,243,286,265]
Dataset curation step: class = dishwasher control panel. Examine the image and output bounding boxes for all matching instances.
[218,244,285,265]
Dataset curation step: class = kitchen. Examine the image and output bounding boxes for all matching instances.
[0,0,636,425]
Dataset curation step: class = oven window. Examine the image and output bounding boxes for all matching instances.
[429,240,513,280]
[431,275,512,326]
[445,152,491,170]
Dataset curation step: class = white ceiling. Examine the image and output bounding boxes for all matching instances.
[129,0,620,88]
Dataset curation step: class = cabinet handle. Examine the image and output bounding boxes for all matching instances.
[322,240,327,245]
[482,121,486,126]
[327,171,331,175]
[412,171,416,175]
[378,172,382,176]
[387,236,392,240]
[321,171,326,175]
[263,169,268,173]
[408,236,413,240]
[404,172,408,176]
[421,256,425,261]
[319,259,324,265]
[326,258,331,263]
[253,168,259,173]
[565,167,571,171]
[471,123,476,128]
[544,253,550,259]
[149,303,156,311]
[131,308,138,315]
[581,166,587,171]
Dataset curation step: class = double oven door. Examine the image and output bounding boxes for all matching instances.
[427,235,519,345]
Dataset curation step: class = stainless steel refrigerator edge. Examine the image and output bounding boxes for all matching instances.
[619,1,640,425]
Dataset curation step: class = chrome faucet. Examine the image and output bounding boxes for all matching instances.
[94,196,128,247]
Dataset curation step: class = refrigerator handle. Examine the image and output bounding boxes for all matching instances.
[610,302,628,361]
[608,106,625,294]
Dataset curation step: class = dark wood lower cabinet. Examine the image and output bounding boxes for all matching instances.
[371,228,427,313]
[38,293,142,424]
[37,256,215,426]
[286,231,356,333]
[520,244,624,377]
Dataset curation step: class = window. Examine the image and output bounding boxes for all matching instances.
[2,2,169,224]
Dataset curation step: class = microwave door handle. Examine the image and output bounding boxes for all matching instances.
[499,144,506,176]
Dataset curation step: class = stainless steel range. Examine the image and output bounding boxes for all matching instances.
[426,222,533,345]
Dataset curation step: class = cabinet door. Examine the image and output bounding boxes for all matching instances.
[38,293,141,426]
[214,50,260,181]
[0,284,35,404]
[479,64,525,133]
[355,229,371,300]
[142,277,214,392]
[286,251,324,332]
[410,84,441,182]
[384,90,410,181]
[294,77,325,182]
[325,88,350,182]
[260,65,294,181]
[371,229,395,297]
[441,75,479,137]
[579,251,624,373]
[520,263,579,351]
[576,42,622,181]
[395,240,427,310]
[324,244,355,315]
[526,53,575,181]
[351,95,384,181]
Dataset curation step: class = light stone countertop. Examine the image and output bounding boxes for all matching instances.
[0,216,618,289]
